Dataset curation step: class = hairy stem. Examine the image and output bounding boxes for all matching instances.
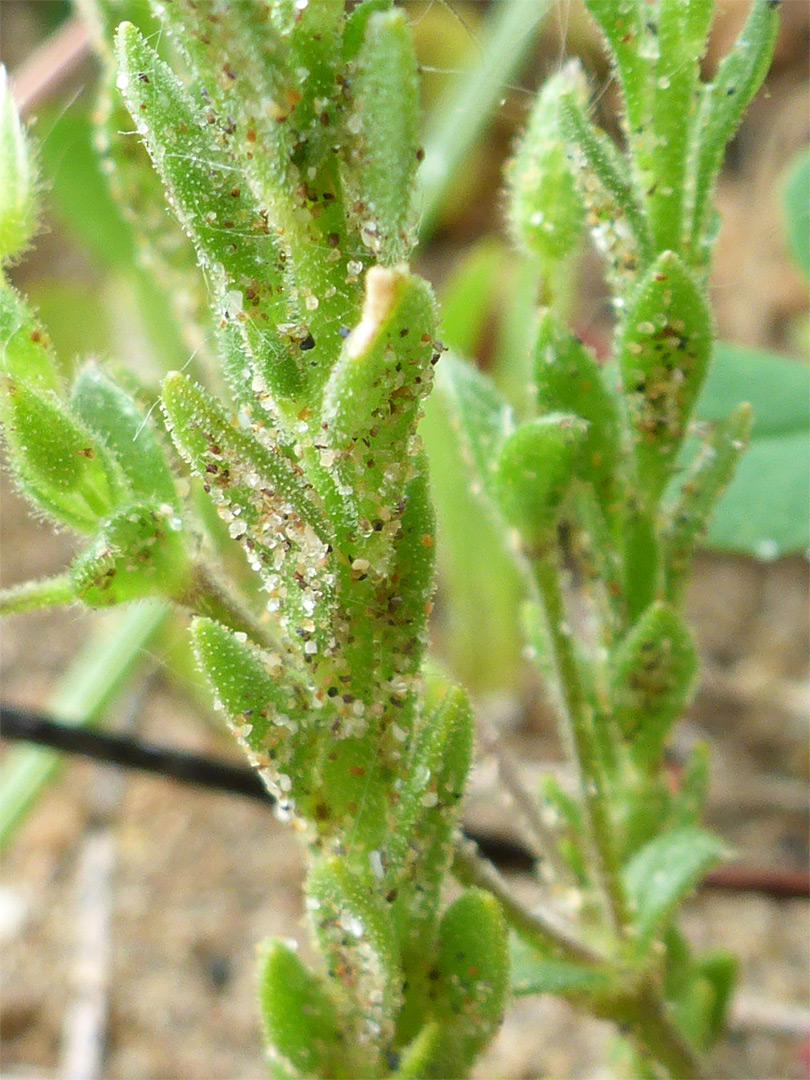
[533,555,628,934]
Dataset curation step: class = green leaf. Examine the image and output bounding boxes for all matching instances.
[617,252,712,500]
[306,857,402,1058]
[507,68,586,265]
[0,66,38,264]
[783,147,810,281]
[661,404,751,601]
[532,310,621,516]
[395,1020,466,1080]
[430,889,509,1065]
[420,381,524,692]
[496,413,587,549]
[510,935,610,998]
[0,280,62,392]
[257,939,347,1080]
[190,617,311,807]
[435,352,514,508]
[693,948,738,1049]
[38,101,134,271]
[558,83,652,285]
[623,828,727,950]
[343,8,420,264]
[689,342,810,557]
[1,380,126,531]
[115,23,301,401]
[686,0,779,262]
[695,342,809,438]
[70,502,189,605]
[70,363,177,506]
[610,601,698,767]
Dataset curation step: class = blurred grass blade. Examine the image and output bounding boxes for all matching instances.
[0,600,167,850]
[417,0,552,238]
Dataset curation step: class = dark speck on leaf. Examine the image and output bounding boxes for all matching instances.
[299,333,316,351]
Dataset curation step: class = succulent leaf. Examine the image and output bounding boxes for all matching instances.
[610,601,698,766]
[257,939,349,1080]
[496,413,588,550]
[0,67,39,264]
[71,363,177,506]
[71,502,189,605]
[617,251,712,500]
[1,380,127,531]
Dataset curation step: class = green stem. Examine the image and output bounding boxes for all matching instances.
[417,0,552,238]
[0,600,168,850]
[177,563,276,652]
[452,835,605,968]
[623,985,705,1079]
[0,573,75,615]
[532,556,628,933]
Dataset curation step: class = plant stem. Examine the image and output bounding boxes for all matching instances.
[625,985,705,1079]
[532,555,628,934]
[452,834,605,968]
[0,573,75,615]
[177,563,276,652]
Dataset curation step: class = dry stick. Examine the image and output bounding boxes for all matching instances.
[475,716,572,884]
[10,16,91,116]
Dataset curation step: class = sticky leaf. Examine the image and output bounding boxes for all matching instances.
[322,266,435,448]
[257,939,348,1080]
[559,82,652,285]
[531,309,620,516]
[389,682,473,942]
[507,67,586,264]
[114,22,300,400]
[661,404,751,601]
[0,67,38,264]
[1,380,126,531]
[70,502,189,606]
[495,413,587,549]
[617,251,712,499]
[162,372,334,639]
[687,0,780,262]
[190,617,312,808]
[610,601,698,766]
[344,9,420,263]
[306,857,402,1058]
[71,363,177,507]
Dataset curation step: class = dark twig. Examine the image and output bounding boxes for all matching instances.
[2,704,808,900]
[0,705,273,805]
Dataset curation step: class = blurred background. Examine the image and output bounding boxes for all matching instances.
[1,2,808,1077]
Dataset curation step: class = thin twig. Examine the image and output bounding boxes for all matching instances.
[475,716,572,883]
[452,833,607,968]
[10,16,91,117]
